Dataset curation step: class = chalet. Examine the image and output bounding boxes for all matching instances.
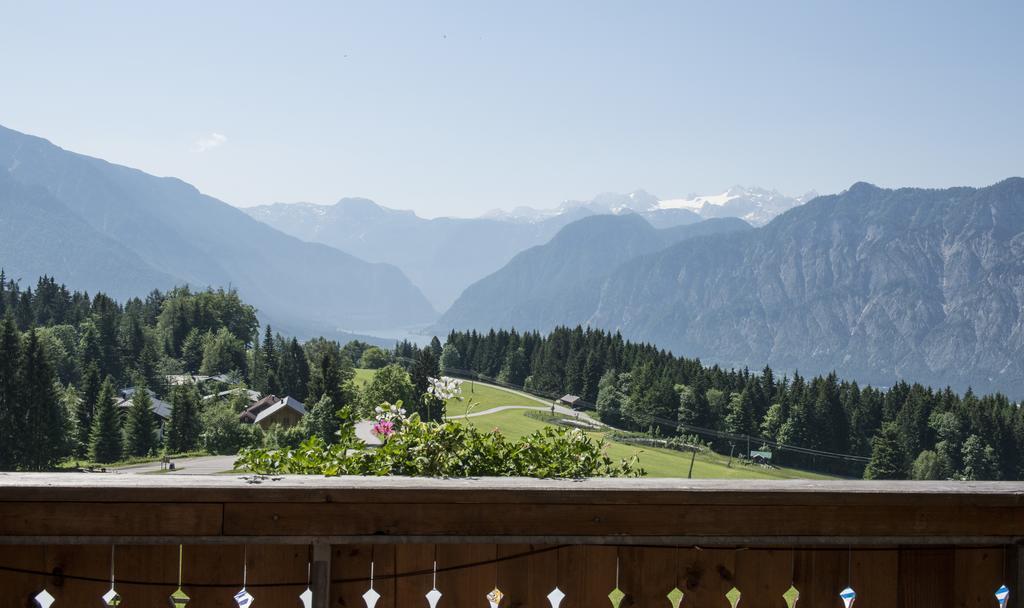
[115,388,173,438]
[239,395,306,429]
[557,394,594,410]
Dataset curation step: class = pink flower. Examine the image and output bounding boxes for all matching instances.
[371,419,395,438]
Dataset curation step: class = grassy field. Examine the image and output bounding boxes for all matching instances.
[354,368,835,480]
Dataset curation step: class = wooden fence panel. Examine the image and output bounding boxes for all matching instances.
[899,548,955,608]
[953,547,1004,608]
[794,548,844,607]
[680,548,736,608]
[733,549,792,608]
[496,543,534,608]
[851,549,899,607]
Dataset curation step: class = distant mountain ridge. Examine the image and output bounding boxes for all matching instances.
[244,186,801,309]
[441,179,1024,397]
[436,214,753,332]
[0,124,435,337]
[482,186,814,226]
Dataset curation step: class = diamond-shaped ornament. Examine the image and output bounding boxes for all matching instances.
[608,586,625,608]
[169,587,190,607]
[487,587,504,608]
[547,587,565,608]
[725,587,741,608]
[103,587,123,606]
[784,584,799,608]
[34,589,55,608]
[363,586,381,608]
[234,588,254,607]
[666,587,684,608]
[426,587,442,608]
[300,587,313,608]
[840,586,856,608]
[996,585,1010,608]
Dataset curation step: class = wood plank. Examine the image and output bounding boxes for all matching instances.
[954,547,1004,608]
[899,548,955,608]
[222,502,1024,538]
[2,474,1023,509]
[496,543,534,608]
[680,548,735,608]
[733,549,791,608]
[794,548,843,607]
[0,502,223,536]
[852,548,899,608]
[393,544,435,606]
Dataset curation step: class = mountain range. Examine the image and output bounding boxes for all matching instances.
[0,125,435,338]
[440,179,1024,396]
[244,186,804,309]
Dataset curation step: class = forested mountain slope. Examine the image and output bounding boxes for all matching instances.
[589,179,1024,395]
[0,125,435,336]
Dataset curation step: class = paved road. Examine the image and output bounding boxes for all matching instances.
[117,455,238,475]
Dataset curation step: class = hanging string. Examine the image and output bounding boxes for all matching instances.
[615,549,620,589]
[242,544,248,588]
[846,544,852,587]
[432,543,438,589]
[370,544,375,588]
[177,545,184,588]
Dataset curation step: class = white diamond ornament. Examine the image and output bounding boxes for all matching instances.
[34,589,55,608]
[487,587,504,608]
[234,588,254,607]
[996,585,1010,608]
[300,588,313,608]
[426,587,443,608]
[840,586,856,608]
[363,586,381,608]
[103,587,123,606]
[547,587,565,608]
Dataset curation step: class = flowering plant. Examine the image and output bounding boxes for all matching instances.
[371,402,406,440]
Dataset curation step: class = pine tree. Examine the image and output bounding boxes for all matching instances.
[165,384,202,453]
[864,422,908,480]
[19,329,67,470]
[439,343,462,372]
[123,378,157,457]
[429,336,443,360]
[74,364,101,456]
[89,377,122,463]
[304,394,340,442]
[0,315,23,469]
[410,348,441,421]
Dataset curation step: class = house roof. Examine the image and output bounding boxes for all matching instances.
[204,388,261,402]
[116,396,173,420]
[253,396,306,425]
[239,394,279,422]
[559,394,581,404]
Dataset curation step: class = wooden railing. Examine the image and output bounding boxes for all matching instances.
[0,475,1021,607]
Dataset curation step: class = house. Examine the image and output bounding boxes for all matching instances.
[203,388,262,403]
[251,396,306,429]
[239,395,306,428]
[557,394,594,410]
[239,394,279,424]
[115,388,173,438]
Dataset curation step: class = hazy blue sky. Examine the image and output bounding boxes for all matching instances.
[2,1,1021,217]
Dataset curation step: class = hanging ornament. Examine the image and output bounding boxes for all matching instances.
[547,587,565,608]
[169,545,190,607]
[425,560,442,608]
[33,589,55,608]
[840,586,856,608]
[996,585,1010,608]
[234,546,254,607]
[103,545,122,606]
[487,587,504,608]
[725,587,741,608]
[784,585,799,608]
[608,555,625,608]
[363,559,381,608]
[666,587,684,608]
[300,556,314,608]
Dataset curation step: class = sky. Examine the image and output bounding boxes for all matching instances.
[1,1,1022,218]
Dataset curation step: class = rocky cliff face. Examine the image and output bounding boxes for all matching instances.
[589,179,1024,395]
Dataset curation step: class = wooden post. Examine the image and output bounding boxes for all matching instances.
[687,449,697,479]
[312,540,331,608]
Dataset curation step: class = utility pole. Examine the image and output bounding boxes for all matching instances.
[687,448,697,479]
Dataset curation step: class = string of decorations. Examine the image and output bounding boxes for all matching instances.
[16,544,1012,607]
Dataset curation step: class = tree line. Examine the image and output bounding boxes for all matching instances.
[440,327,1024,480]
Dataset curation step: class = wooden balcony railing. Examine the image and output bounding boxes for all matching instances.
[0,475,1021,607]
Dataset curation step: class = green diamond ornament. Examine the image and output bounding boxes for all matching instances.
[785,584,800,608]
[726,587,741,608]
[169,587,190,607]
[608,587,625,608]
[666,587,684,608]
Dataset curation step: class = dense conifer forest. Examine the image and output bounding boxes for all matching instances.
[1,271,1020,480]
